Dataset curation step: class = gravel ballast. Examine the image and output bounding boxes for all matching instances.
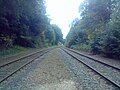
[60,49,119,90]
[64,49,120,87]
[0,48,119,90]
[0,48,78,90]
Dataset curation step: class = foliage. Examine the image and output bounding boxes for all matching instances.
[52,24,63,45]
[0,0,63,50]
[45,24,63,46]
[65,0,120,59]
[0,45,28,58]
[102,1,120,59]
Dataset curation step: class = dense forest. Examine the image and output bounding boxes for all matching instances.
[0,0,63,50]
[65,0,120,59]
[1,0,120,59]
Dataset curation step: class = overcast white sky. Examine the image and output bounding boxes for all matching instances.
[46,0,84,38]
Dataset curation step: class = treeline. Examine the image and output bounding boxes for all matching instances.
[0,0,63,50]
[65,0,120,59]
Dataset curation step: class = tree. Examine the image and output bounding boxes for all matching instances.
[66,0,120,59]
[102,1,120,59]
[51,25,63,45]
[0,0,55,48]
[65,19,88,49]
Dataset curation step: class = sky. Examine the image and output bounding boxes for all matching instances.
[46,0,84,38]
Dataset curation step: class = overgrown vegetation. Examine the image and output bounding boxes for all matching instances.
[65,0,120,59]
[0,0,63,56]
[0,46,28,58]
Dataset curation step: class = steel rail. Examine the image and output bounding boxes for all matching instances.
[64,47,120,71]
[0,47,54,68]
[61,48,120,88]
[0,50,50,84]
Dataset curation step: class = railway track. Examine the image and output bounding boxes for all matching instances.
[66,48,120,70]
[0,47,55,84]
[61,48,120,88]
[0,47,54,68]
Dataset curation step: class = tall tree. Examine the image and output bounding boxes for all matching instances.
[51,24,63,45]
[66,0,112,53]
[102,0,120,59]
[0,0,53,48]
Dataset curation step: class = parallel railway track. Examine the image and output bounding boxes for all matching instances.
[0,47,54,84]
[61,48,120,88]
[0,48,52,68]
[66,48,120,71]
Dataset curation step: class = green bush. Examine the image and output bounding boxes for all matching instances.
[0,45,28,58]
[71,44,91,52]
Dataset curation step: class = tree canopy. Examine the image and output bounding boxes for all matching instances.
[65,0,120,59]
[0,0,63,49]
